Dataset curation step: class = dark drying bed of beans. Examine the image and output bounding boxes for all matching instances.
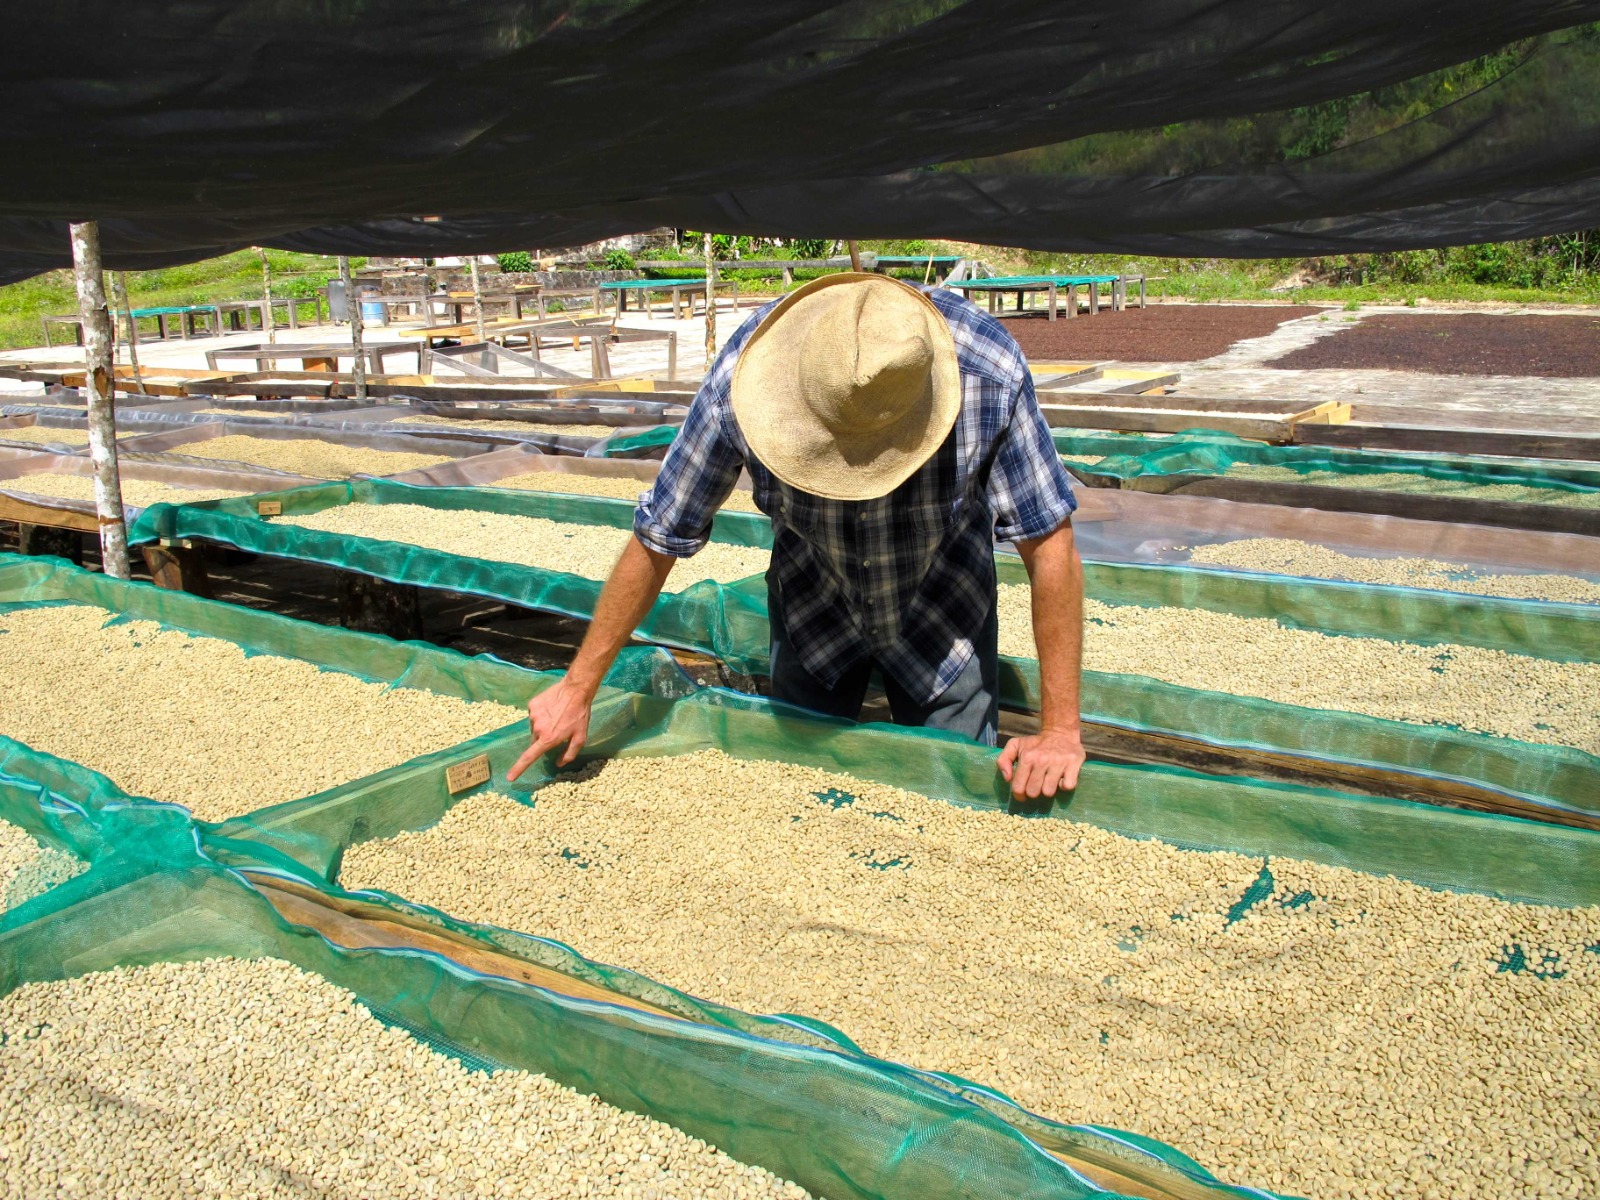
[1269,313,1600,377]
[1002,304,1326,362]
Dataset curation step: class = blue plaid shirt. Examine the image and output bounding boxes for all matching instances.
[635,287,1076,704]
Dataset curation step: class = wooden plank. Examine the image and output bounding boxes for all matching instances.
[1077,371,1182,395]
[1286,400,1352,426]
[1131,474,1600,537]
[0,364,74,384]
[247,871,1201,1198]
[142,542,213,598]
[1040,392,1310,414]
[0,491,99,533]
[1034,368,1106,390]
[1070,721,1600,832]
[246,874,686,1021]
[187,377,339,398]
[993,707,1600,831]
[1039,406,1292,440]
[1295,422,1600,463]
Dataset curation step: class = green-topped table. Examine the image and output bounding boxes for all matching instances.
[596,277,741,319]
[43,303,228,346]
[953,274,1146,319]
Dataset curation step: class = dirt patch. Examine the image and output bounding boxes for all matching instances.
[1268,313,1600,377]
[1000,304,1325,363]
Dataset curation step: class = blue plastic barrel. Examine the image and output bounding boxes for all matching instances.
[360,300,384,322]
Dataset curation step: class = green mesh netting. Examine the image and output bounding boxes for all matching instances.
[4,552,1598,1199]
[127,479,774,673]
[1090,431,1600,495]
[0,551,702,823]
[217,684,1600,911]
[118,476,1600,819]
[1050,430,1192,463]
[596,424,681,458]
[0,779,1281,1200]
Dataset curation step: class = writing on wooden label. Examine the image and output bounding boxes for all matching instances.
[256,499,283,516]
[445,753,492,794]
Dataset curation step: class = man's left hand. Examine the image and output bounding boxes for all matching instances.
[997,728,1086,799]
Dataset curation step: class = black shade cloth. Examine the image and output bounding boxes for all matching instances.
[2,2,1598,277]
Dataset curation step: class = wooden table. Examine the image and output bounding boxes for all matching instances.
[595,278,740,319]
[204,341,422,374]
[399,317,678,380]
[43,304,224,346]
[432,289,545,324]
[214,296,322,332]
[952,275,1146,320]
[865,254,964,281]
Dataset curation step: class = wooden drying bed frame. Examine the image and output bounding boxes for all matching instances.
[239,878,1230,1200]
[122,538,1600,834]
[1295,421,1600,464]
[1038,394,1351,441]
[1123,472,1600,538]
[0,489,209,587]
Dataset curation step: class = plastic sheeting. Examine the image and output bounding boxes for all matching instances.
[2,7,1599,278]
[1070,489,1600,583]
[0,447,324,514]
[112,420,507,477]
[303,403,678,457]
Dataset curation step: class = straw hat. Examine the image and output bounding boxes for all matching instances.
[730,272,961,501]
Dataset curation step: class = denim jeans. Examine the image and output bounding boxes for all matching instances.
[767,581,1000,746]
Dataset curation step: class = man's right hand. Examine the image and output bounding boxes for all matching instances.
[507,678,596,782]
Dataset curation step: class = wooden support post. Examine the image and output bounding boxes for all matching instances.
[703,232,717,366]
[340,256,366,400]
[468,254,487,344]
[18,524,84,564]
[848,240,862,271]
[68,220,131,580]
[141,542,213,598]
[256,247,276,343]
[339,572,424,640]
[110,271,147,394]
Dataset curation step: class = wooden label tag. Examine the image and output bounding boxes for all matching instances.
[256,499,283,516]
[445,753,492,794]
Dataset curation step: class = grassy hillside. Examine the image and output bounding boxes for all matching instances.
[4,235,1594,356]
[0,251,353,352]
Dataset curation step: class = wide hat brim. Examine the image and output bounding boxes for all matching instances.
[730,272,961,502]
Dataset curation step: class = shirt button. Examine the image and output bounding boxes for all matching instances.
[862,559,871,567]
[858,511,866,520]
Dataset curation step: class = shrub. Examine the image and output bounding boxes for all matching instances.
[496,251,534,273]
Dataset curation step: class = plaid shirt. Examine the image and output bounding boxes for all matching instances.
[635,287,1076,704]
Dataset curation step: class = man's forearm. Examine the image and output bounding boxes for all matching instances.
[1020,522,1084,734]
[565,536,677,695]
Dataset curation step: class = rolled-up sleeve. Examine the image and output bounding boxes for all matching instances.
[632,339,747,558]
[988,369,1078,543]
